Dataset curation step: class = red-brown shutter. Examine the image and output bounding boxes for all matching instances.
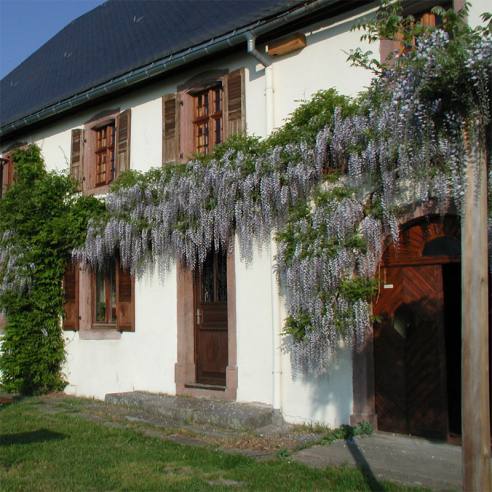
[380,12,436,62]
[70,129,84,187]
[116,262,135,332]
[380,38,403,63]
[1,155,14,197]
[63,263,79,331]
[162,93,181,164]
[225,69,245,137]
[116,109,131,175]
[420,12,436,27]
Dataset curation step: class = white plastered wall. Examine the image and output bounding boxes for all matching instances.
[235,240,274,405]
[270,6,375,130]
[1,5,380,425]
[64,267,177,399]
[468,0,490,28]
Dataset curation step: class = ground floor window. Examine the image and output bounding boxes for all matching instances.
[92,259,134,330]
[63,259,135,332]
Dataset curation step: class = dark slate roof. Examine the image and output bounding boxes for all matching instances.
[1,0,303,128]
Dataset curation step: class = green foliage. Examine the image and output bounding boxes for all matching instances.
[267,89,357,147]
[348,0,471,73]
[339,277,378,303]
[320,421,374,445]
[0,146,104,394]
[275,185,357,268]
[111,90,353,195]
[348,0,492,114]
[110,164,192,192]
[283,312,312,342]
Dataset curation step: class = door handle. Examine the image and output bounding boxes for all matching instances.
[196,308,202,325]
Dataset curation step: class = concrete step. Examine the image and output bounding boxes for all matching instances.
[105,391,280,430]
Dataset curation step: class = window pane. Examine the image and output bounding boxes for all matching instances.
[195,121,209,154]
[213,87,222,113]
[201,252,214,303]
[216,251,227,302]
[109,263,116,322]
[215,117,222,145]
[95,269,106,322]
[95,261,117,323]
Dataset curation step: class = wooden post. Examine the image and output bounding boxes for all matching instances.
[461,122,491,491]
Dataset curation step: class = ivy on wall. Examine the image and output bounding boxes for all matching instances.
[0,2,490,391]
[0,146,103,394]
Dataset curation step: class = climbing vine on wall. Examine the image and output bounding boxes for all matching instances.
[0,146,103,394]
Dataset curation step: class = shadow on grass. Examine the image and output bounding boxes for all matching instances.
[345,438,384,492]
[1,428,66,446]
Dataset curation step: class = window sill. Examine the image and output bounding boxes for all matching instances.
[84,184,110,197]
[79,326,121,340]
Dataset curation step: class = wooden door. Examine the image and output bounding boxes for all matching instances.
[194,250,228,386]
[374,264,449,439]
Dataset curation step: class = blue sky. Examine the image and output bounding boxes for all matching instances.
[0,0,105,79]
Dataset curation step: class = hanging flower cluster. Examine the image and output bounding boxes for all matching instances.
[0,231,33,295]
[276,184,383,374]
[74,140,324,275]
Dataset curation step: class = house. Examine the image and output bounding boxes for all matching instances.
[0,0,489,437]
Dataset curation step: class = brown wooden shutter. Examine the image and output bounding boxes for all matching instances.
[116,109,131,175]
[225,69,245,137]
[381,12,436,62]
[420,12,436,27]
[116,262,135,332]
[162,93,181,164]
[70,129,84,187]
[1,156,14,196]
[63,263,79,331]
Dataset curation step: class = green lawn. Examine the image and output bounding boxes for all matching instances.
[1,397,423,491]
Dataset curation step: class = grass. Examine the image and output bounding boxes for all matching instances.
[0,396,425,491]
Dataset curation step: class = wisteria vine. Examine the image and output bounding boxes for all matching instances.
[75,22,490,373]
[1,6,491,376]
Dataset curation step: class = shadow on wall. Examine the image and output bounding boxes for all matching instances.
[284,345,353,427]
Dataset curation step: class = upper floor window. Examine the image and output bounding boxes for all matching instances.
[193,84,223,154]
[69,109,131,194]
[95,123,116,187]
[162,69,245,165]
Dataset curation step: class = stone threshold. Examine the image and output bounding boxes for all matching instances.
[184,383,226,391]
[105,391,281,431]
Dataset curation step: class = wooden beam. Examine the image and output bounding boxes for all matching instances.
[461,122,491,491]
[268,33,306,57]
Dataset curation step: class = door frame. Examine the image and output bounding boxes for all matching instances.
[351,214,461,433]
[175,243,237,400]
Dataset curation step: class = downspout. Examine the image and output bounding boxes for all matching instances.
[246,32,283,414]
[245,32,275,135]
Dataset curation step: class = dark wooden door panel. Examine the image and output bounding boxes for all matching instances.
[375,264,448,439]
[374,267,407,433]
[403,266,448,439]
[194,250,228,386]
